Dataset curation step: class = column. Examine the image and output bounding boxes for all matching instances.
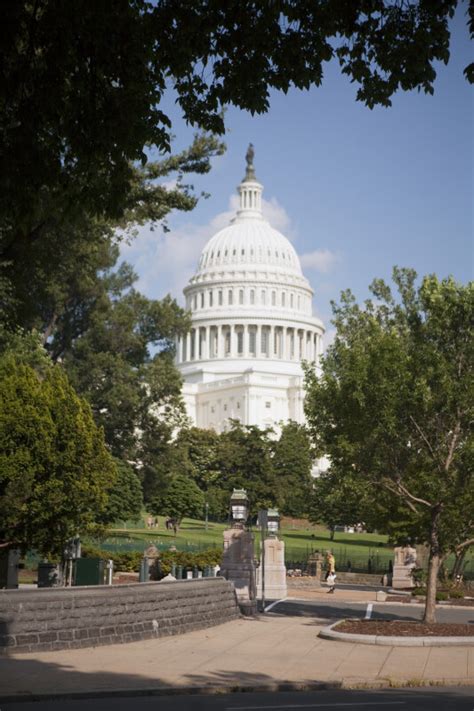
[281,327,287,361]
[185,332,190,362]
[203,326,209,359]
[231,325,237,357]
[178,336,183,363]
[256,324,261,357]
[243,324,249,358]
[193,328,199,360]
[269,325,275,359]
[217,324,223,358]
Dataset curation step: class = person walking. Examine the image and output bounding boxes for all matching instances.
[325,550,336,593]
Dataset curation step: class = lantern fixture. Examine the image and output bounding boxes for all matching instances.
[230,489,249,526]
[267,508,280,536]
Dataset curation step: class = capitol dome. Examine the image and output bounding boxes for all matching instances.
[176,146,324,433]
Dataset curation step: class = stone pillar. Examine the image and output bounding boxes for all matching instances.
[281,327,287,360]
[243,324,249,358]
[256,538,287,600]
[269,325,275,359]
[392,546,417,589]
[185,332,190,362]
[256,324,261,357]
[230,325,237,357]
[203,326,209,360]
[217,325,223,358]
[221,528,257,614]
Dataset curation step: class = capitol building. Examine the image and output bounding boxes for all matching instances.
[176,147,324,434]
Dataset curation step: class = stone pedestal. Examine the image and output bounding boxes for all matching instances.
[392,545,417,589]
[307,551,323,585]
[256,537,287,600]
[220,528,257,604]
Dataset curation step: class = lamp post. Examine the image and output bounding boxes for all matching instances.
[221,489,257,615]
[257,507,286,607]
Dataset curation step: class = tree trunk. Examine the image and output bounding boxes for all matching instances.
[452,546,468,579]
[423,508,442,624]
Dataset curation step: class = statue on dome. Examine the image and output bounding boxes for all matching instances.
[245,143,256,180]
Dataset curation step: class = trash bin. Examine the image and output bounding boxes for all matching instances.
[0,549,21,589]
[73,558,105,586]
[38,562,62,588]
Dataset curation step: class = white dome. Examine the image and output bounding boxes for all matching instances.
[196,219,302,276]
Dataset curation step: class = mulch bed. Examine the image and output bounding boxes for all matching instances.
[336,619,474,637]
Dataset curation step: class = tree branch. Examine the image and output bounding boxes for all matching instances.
[445,417,461,473]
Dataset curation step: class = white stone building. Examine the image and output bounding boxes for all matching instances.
[176,148,324,435]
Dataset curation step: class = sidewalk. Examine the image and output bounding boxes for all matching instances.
[1,611,472,700]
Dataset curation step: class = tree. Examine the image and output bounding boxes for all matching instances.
[63,260,189,462]
[1,2,471,289]
[100,459,144,526]
[216,422,277,515]
[1,133,223,340]
[304,269,473,623]
[0,353,117,557]
[272,421,314,517]
[308,469,376,539]
[151,474,205,526]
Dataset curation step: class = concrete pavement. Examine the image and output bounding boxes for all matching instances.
[1,607,473,701]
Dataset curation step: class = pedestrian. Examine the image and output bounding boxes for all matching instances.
[325,550,336,593]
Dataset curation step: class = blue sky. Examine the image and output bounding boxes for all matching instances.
[121,8,473,345]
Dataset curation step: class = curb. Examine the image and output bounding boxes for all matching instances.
[319,620,474,647]
[2,678,474,703]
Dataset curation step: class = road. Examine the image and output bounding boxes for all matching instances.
[270,598,474,625]
[2,687,474,710]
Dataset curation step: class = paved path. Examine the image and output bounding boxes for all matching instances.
[1,612,473,700]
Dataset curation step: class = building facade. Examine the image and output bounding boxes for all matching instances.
[176,148,324,434]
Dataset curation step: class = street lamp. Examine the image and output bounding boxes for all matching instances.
[230,489,249,527]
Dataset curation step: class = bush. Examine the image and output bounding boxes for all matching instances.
[81,544,223,576]
[436,591,449,601]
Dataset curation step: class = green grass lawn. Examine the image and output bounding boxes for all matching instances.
[104,516,393,571]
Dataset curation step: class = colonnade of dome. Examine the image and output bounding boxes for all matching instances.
[176,323,321,364]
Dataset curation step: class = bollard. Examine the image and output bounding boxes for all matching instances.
[176,564,183,579]
[171,562,177,578]
[139,557,149,582]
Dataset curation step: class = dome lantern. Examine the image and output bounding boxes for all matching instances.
[234,143,263,222]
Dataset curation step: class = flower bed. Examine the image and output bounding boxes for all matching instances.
[335,619,474,636]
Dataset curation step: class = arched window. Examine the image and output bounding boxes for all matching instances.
[297,295,301,309]
[271,291,276,306]
[290,293,294,308]
[193,295,197,309]
[282,292,286,307]
[228,290,233,305]
[201,292,205,308]
[250,289,255,304]
[209,291,213,307]
[261,290,266,305]
[239,289,244,305]
[218,290,223,306]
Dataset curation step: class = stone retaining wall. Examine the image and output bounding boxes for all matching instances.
[0,578,239,655]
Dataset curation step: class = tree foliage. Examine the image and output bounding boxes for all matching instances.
[100,459,144,526]
[1,2,471,297]
[151,474,205,524]
[304,268,473,622]
[272,421,314,517]
[0,353,117,557]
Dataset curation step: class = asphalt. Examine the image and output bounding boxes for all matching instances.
[0,588,473,701]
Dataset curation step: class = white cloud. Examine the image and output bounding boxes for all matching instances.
[119,194,295,302]
[299,248,339,273]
